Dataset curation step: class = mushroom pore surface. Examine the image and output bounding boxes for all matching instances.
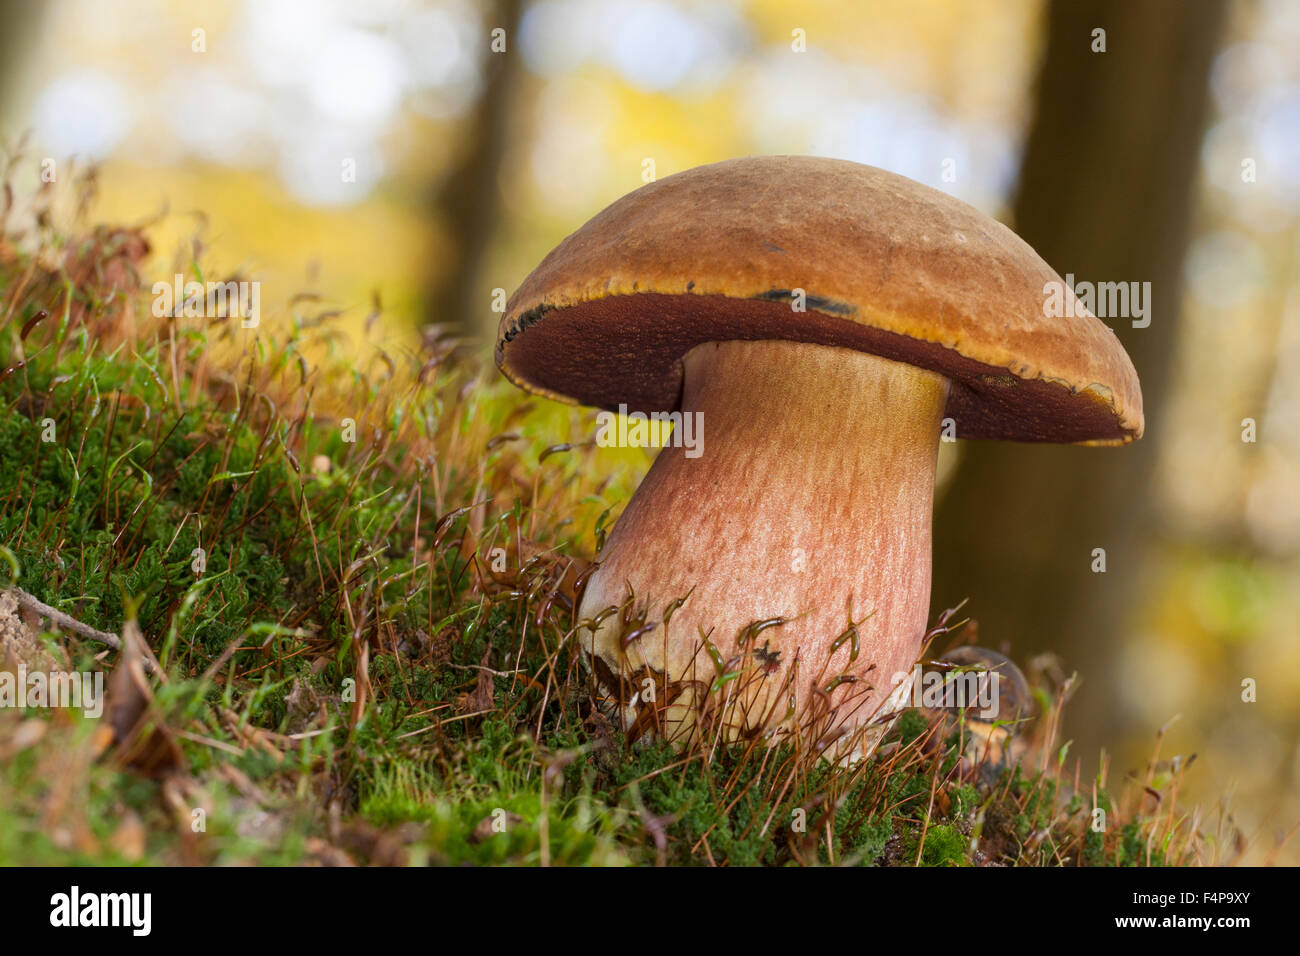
[578,338,950,756]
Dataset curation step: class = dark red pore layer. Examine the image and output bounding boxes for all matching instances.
[498,292,1130,443]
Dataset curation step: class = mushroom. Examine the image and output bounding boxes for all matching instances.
[919,646,1034,782]
[497,156,1142,758]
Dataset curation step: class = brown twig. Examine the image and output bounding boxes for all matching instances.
[9,586,123,651]
[7,586,158,675]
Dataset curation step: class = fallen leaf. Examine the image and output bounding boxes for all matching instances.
[108,809,146,862]
[104,620,183,777]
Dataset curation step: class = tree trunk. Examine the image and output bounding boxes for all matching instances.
[425,0,524,339]
[0,0,45,126]
[930,0,1227,751]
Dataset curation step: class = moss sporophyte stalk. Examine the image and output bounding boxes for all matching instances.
[593,405,704,458]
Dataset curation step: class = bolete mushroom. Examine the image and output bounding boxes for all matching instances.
[919,646,1034,782]
[497,156,1142,758]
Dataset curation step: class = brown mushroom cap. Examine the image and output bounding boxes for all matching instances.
[497,155,1143,444]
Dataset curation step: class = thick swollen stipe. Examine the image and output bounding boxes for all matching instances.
[578,339,950,757]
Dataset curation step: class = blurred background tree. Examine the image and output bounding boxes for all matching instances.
[0,1,45,123]
[931,0,1227,755]
[424,0,523,333]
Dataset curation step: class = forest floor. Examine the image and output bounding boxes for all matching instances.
[0,169,1233,866]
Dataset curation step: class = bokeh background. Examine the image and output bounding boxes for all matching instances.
[1,0,1296,862]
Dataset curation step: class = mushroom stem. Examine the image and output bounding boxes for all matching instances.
[578,338,951,756]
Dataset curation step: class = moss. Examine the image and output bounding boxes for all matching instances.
[919,824,967,866]
[895,706,929,745]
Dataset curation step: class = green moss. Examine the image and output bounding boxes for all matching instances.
[895,707,928,745]
[919,824,967,866]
